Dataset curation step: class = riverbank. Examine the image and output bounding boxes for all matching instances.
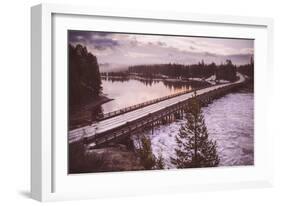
[69,95,113,130]
[69,140,144,173]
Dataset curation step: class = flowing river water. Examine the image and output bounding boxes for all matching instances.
[140,91,254,168]
[101,77,254,168]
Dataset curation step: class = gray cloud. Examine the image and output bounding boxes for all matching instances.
[68,31,254,68]
[92,38,119,50]
[69,31,119,51]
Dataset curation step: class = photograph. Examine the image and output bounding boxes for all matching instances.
[67,30,254,174]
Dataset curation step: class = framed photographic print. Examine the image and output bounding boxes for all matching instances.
[31,3,274,201]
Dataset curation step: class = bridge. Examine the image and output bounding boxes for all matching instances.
[69,73,246,148]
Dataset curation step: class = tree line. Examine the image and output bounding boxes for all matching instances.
[69,44,102,106]
[128,59,253,82]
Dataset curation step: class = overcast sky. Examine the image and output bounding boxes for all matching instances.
[69,30,254,71]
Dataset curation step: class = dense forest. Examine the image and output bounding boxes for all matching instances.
[69,44,102,106]
[129,61,213,79]
[128,59,254,82]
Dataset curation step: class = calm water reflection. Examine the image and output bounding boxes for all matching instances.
[101,77,206,113]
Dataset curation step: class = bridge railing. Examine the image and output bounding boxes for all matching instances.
[86,81,244,147]
[97,85,211,121]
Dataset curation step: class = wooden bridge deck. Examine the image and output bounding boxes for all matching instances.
[69,73,245,146]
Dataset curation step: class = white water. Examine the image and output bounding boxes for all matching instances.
[134,91,254,168]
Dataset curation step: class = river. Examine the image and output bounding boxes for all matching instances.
[100,77,208,113]
[101,77,254,168]
[135,90,254,168]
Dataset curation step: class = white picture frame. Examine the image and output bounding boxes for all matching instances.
[31,3,274,202]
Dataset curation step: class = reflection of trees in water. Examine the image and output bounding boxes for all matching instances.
[101,76,130,83]
[102,76,211,91]
[101,76,161,86]
[162,80,209,91]
[138,78,160,86]
[93,77,212,121]
[163,81,191,91]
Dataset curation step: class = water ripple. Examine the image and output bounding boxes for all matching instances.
[136,92,254,168]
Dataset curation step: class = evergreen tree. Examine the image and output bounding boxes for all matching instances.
[155,153,165,169]
[171,92,220,168]
[135,135,156,170]
[69,44,103,106]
